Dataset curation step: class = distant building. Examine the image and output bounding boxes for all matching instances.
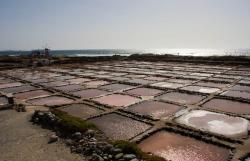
[30,48,51,57]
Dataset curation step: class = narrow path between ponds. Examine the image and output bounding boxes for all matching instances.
[0,109,85,161]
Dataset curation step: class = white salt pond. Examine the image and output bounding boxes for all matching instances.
[176,110,249,138]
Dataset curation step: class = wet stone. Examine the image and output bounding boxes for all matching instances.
[27,96,74,106]
[126,101,182,120]
[0,85,37,94]
[90,113,151,140]
[58,104,103,119]
[176,110,249,138]
[93,94,141,107]
[139,131,230,161]
[157,92,205,105]
[14,89,51,100]
[72,89,108,99]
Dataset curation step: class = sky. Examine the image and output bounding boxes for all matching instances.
[0,0,250,50]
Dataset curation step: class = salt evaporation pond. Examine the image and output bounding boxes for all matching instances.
[27,96,74,106]
[90,113,151,140]
[176,110,249,138]
[93,94,140,107]
[59,104,103,120]
[14,89,51,100]
[126,101,182,120]
[202,98,250,115]
[157,92,205,105]
[139,131,230,161]
[181,86,220,94]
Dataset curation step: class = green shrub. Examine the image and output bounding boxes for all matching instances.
[51,109,96,133]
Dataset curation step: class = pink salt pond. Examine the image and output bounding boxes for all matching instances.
[72,89,108,99]
[139,131,230,161]
[93,94,141,107]
[27,96,74,106]
[14,90,51,100]
[58,104,103,120]
[126,101,182,120]
[176,110,249,138]
[202,98,250,115]
[125,87,164,98]
[90,113,151,140]
[157,92,205,105]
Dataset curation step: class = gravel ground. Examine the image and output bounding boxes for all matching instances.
[0,109,85,161]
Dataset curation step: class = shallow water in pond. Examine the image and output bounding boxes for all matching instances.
[127,101,182,119]
[27,96,74,106]
[93,94,140,107]
[157,92,205,105]
[139,131,230,161]
[202,98,250,115]
[59,104,103,119]
[72,89,108,98]
[14,90,51,100]
[126,87,163,97]
[176,110,249,138]
[1,85,36,94]
[90,113,151,140]
[101,83,134,91]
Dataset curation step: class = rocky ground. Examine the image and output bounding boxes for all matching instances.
[0,109,85,161]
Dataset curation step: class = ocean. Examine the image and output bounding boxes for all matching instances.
[0,49,250,57]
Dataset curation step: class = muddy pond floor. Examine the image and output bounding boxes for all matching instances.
[0,60,250,161]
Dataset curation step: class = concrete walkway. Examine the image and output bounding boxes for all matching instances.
[0,109,85,161]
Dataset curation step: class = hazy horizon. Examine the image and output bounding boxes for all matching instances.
[1,0,250,50]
